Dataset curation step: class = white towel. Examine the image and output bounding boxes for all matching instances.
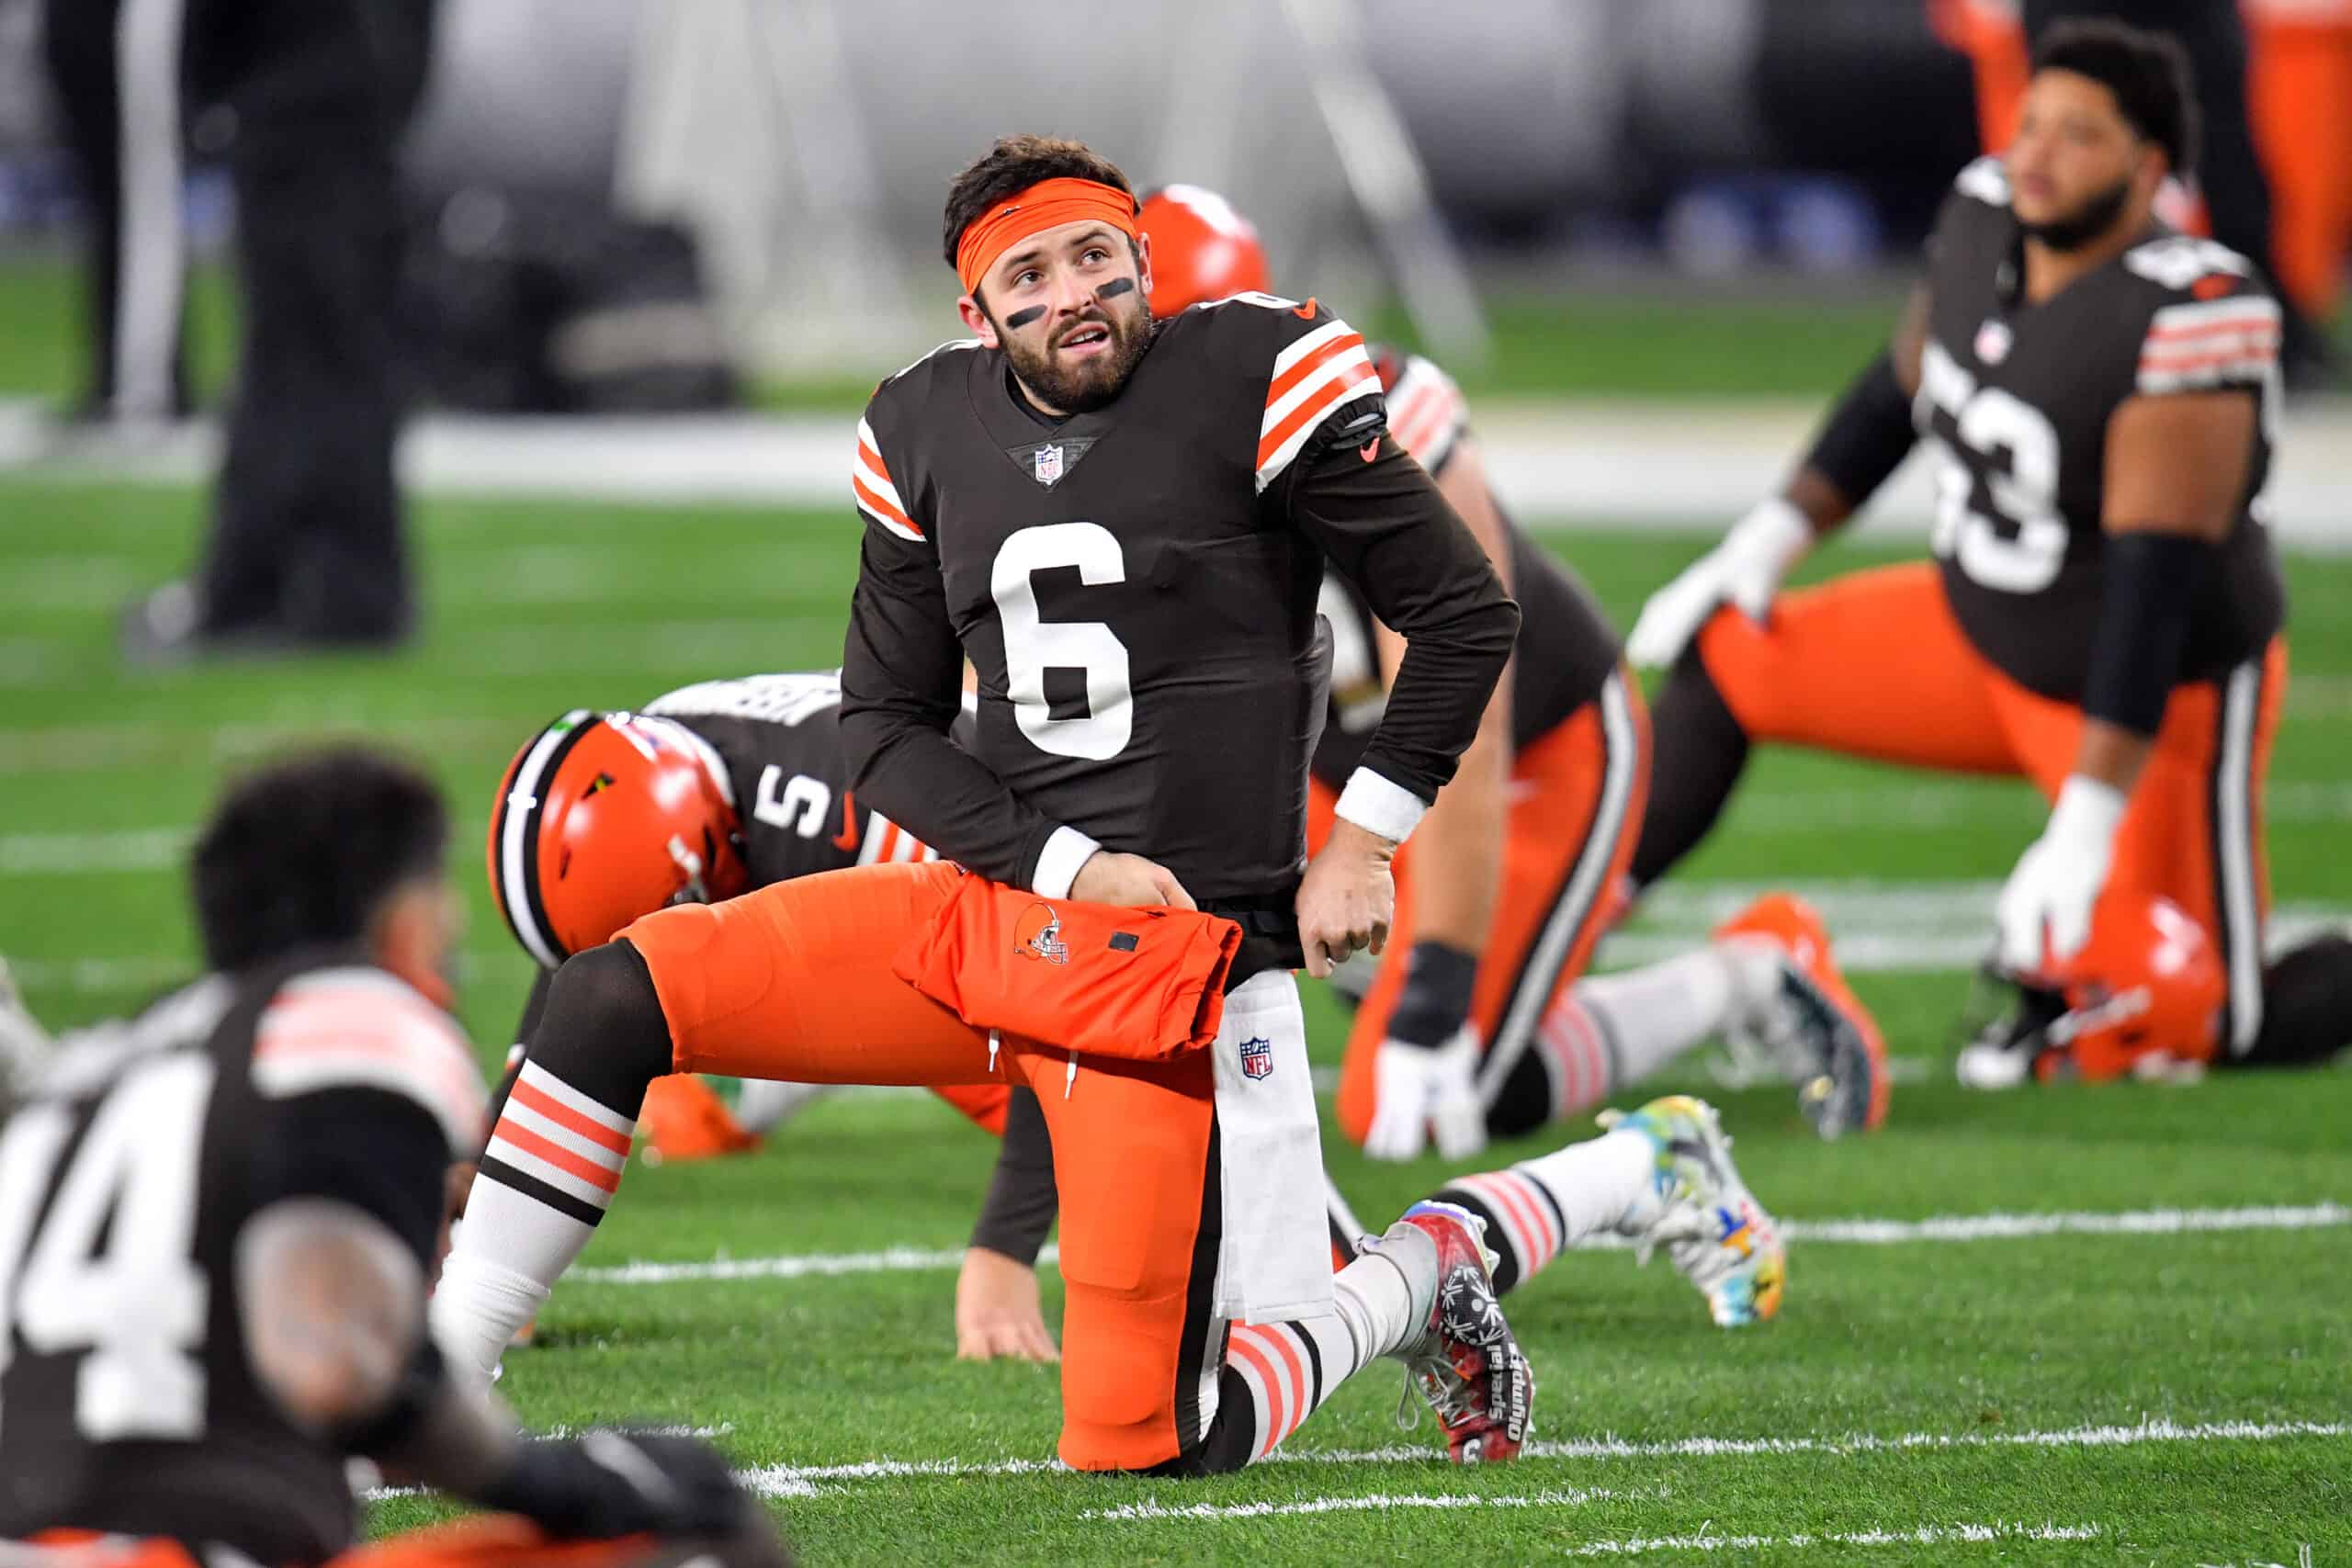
[1208,970,1334,1323]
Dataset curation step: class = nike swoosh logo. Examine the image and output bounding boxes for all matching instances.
[1359,440,1379,462]
[831,790,859,852]
[1293,298,1317,320]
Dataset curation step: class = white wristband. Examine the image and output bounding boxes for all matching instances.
[2048,775,2127,846]
[1332,767,1428,846]
[1031,825,1102,900]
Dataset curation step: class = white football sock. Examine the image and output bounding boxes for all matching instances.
[731,1078,831,1137]
[1436,1127,1663,1292]
[1222,1223,1435,1464]
[1544,942,1780,1115]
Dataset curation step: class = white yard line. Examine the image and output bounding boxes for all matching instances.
[0,716,526,776]
[731,1416,2344,1491]
[567,1204,2348,1287]
[1558,1521,2102,1556]
[1082,1483,1651,1521]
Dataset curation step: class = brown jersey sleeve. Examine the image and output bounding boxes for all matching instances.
[1284,436,1519,826]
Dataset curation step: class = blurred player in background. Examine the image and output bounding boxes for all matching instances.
[1139,184,1888,1154]
[0,750,786,1568]
[118,0,434,660]
[1932,0,2343,382]
[1628,20,2352,1086]
[438,134,1544,1474]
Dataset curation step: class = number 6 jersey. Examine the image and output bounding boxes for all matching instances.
[1919,156,2286,703]
[840,296,1518,907]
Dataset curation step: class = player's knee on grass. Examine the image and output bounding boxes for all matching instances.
[2242,933,2352,1067]
[1630,640,1751,890]
[1137,1371,1261,1478]
[529,940,674,1114]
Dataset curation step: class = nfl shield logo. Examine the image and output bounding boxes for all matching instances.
[1973,318,2013,365]
[1034,445,1064,486]
[1239,1036,1273,1080]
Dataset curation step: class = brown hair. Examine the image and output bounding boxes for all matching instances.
[941,135,1138,271]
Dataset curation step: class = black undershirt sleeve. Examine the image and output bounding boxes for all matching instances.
[246,1088,451,1270]
[1285,428,1520,807]
[839,527,1062,889]
[967,1088,1058,1265]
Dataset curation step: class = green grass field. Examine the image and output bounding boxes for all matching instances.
[3,477,2348,1565]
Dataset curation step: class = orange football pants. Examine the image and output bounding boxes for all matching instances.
[20,1521,670,1568]
[619,862,1219,1473]
[1317,670,1651,1144]
[1694,562,2286,1050]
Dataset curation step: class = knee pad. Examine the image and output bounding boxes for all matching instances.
[526,940,673,1116]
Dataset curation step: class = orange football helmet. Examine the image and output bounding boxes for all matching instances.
[1138,185,1272,318]
[1962,891,2225,1085]
[487,710,748,966]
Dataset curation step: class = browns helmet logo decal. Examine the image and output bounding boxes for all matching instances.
[1013,902,1071,965]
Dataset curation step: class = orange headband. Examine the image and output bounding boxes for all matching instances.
[955,177,1139,297]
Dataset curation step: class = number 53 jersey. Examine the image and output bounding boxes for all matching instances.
[846,298,1398,906]
[1920,156,2286,703]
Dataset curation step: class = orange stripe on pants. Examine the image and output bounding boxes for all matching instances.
[1323,675,1651,1145]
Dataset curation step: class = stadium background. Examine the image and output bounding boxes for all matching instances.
[0,1,2346,1562]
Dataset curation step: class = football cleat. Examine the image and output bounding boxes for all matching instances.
[1600,1096,1786,1328]
[636,1075,759,1165]
[1385,1201,1533,1462]
[1716,892,1890,1134]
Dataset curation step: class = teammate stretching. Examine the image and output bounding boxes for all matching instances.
[1626,20,2352,1081]
[1138,185,1887,1154]
[439,135,1537,1472]
[0,750,781,1568]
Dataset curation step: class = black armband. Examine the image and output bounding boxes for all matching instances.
[968,1088,1058,1266]
[1387,940,1481,1048]
[1801,350,1917,511]
[2084,531,2212,738]
[333,1333,447,1458]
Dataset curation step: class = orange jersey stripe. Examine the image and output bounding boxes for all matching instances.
[510,1076,634,1156]
[2140,347,2278,374]
[1256,372,1378,470]
[853,472,922,536]
[1258,1326,1313,1438]
[1264,330,1368,409]
[493,1119,625,1193]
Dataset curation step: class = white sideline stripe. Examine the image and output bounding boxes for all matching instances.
[8,398,2352,552]
[1084,1483,1650,1521]
[0,716,526,775]
[729,1417,2346,1491]
[1560,1521,2100,1556]
[567,1205,2349,1286]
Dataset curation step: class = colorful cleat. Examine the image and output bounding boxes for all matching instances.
[1599,1095,1786,1328]
[636,1074,760,1165]
[1387,1201,1533,1462]
[1715,892,1890,1135]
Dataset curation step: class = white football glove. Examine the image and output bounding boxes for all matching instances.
[1995,776,2125,972]
[1624,497,1815,670]
[1363,1026,1487,1163]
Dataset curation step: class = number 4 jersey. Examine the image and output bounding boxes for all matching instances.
[0,956,487,1563]
[1920,155,2285,703]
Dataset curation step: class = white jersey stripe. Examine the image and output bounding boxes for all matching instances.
[1255,370,1384,492]
[1268,318,1355,381]
[1261,344,1378,434]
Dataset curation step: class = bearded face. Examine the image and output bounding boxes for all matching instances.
[990,276,1157,414]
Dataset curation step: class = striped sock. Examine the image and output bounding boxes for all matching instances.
[1433,1128,1661,1294]
[1222,1235,1430,1464]
[1532,992,1625,1121]
[432,1059,636,1378]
